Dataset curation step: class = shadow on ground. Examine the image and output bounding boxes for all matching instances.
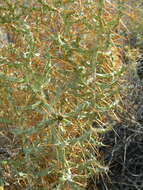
[87,121,143,190]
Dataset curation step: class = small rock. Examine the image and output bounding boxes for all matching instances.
[136,105,143,123]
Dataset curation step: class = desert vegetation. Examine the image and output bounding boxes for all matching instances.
[0,0,142,190]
